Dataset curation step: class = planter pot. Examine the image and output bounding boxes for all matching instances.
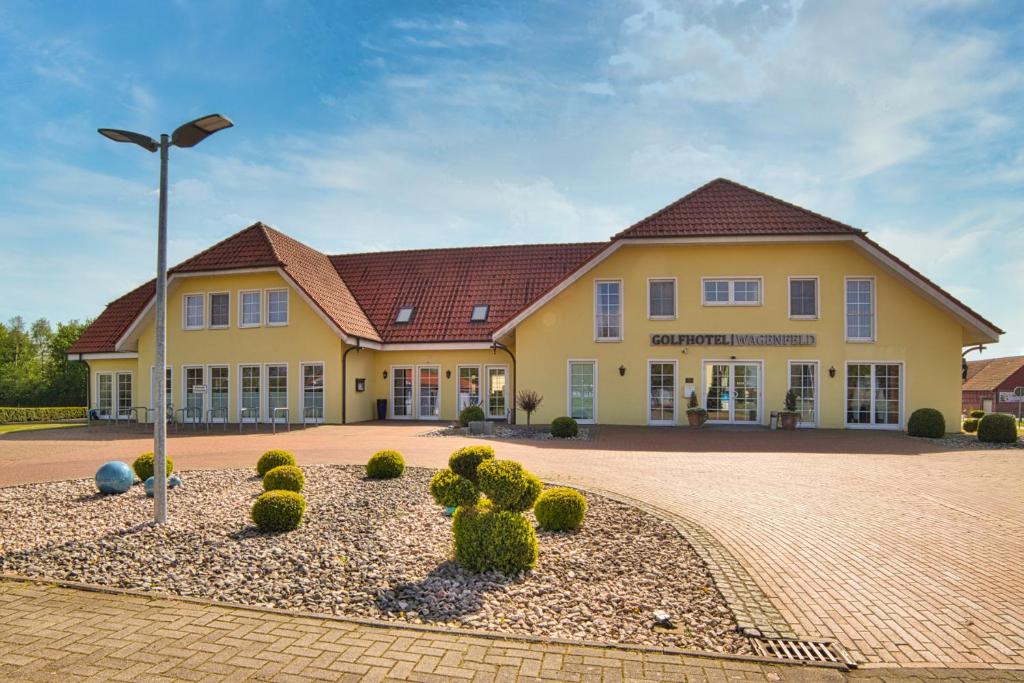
[779,413,798,430]
[686,412,707,428]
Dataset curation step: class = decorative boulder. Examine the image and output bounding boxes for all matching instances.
[95,461,134,494]
[144,474,183,497]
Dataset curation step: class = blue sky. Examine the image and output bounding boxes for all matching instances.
[1,0,1022,357]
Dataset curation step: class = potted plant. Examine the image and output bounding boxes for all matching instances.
[685,393,707,428]
[779,389,800,430]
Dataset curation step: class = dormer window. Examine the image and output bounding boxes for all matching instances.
[471,304,489,322]
[395,306,414,324]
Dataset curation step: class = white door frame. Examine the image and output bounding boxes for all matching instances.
[456,365,482,412]
[300,361,326,424]
[181,365,205,423]
[701,359,763,425]
[484,365,510,420]
[238,364,261,423]
[844,361,904,430]
[115,371,134,420]
[415,365,441,421]
[264,362,289,424]
[647,359,677,426]
[786,360,819,428]
[207,364,230,423]
[390,365,414,420]
[566,359,598,425]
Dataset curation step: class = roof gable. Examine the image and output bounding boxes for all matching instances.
[614,178,863,240]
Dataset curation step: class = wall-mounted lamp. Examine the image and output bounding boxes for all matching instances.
[828,366,836,378]
[729,355,736,360]
[445,369,452,379]
[618,365,626,376]
[382,370,388,380]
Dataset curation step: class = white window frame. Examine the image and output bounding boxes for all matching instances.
[266,288,289,327]
[206,364,230,422]
[844,361,903,430]
[239,290,262,328]
[416,365,442,421]
[484,364,510,420]
[786,360,819,428]
[470,305,489,322]
[208,291,230,329]
[265,362,289,423]
[181,365,205,423]
[844,276,876,342]
[457,365,482,412]
[116,371,133,419]
[566,359,598,425]
[647,277,677,320]
[183,293,205,330]
[95,372,114,418]
[701,359,764,424]
[238,364,261,422]
[390,365,415,420]
[701,277,763,306]
[787,276,819,320]
[395,306,414,324]
[300,361,326,424]
[594,278,624,342]
[646,359,677,426]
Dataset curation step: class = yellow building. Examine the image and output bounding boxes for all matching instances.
[69,179,1000,432]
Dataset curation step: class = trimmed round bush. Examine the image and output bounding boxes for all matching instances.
[551,416,578,438]
[429,469,480,508]
[449,445,495,483]
[459,405,486,427]
[257,449,296,477]
[477,459,541,512]
[962,418,980,434]
[452,502,538,574]
[907,408,945,438]
[978,413,1018,444]
[534,487,587,531]
[132,452,173,481]
[366,450,405,479]
[262,465,305,492]
[251,490,306,532]
[969,409,986,419]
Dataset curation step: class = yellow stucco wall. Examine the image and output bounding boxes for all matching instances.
[514,242,965,430]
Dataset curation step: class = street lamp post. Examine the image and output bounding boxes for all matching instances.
[98,114,233,524]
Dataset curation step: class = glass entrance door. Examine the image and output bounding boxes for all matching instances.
[648,361,676,425]
[391,366,413,418]
[703,361,761,424]
[183,366,204,423]
[568,361,596,423]
[418,366,440,419]
[788,362,818,427]
[209,366,229,422]
[485,366,507,419]
[846,363,901,428]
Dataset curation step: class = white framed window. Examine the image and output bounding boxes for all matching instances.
[470,304,489,322]
[701,277,762,306]
[96,372,113,417]
[239,290,261,327]
[647,278,676,319]
[266,364,288,422]
[183,293,204,329]
[239,364,261,422]
[395,306,414,324]
[788,277,818,319]
[267,289,288,326]
[594,279,623,341]
[787,361,819,427]
[846,362,901,429]
[845,277,875,341]
[116,372,133,418]
[209,292,230,328]
[457,366,481,412]
[301,362,325,423]
[567,360,597,423]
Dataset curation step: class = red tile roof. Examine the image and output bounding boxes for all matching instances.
[69,280,156,354]
[614,178,863,239]
[331,242,604,343]
[963,356,1024,391]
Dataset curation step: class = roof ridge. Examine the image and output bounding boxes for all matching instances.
[711,178,865,236]
[170,222,283,272]
[330,241,606,259]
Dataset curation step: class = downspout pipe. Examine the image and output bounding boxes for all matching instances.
[342,338,362,424]
[491,341,516,424]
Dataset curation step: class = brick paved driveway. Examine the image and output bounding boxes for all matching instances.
[2,423,1023,670]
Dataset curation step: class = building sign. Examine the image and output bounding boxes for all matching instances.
[998,391,1022,403]
[650,333,816,347]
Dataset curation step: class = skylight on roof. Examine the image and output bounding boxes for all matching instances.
[471,305,489,322]
[395,306,414,324]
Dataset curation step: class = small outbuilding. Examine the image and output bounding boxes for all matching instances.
[963,356,1024,415]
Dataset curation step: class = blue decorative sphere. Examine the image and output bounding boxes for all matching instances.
[145,474,182,497]
[144,476,155,497]
[169,474,182,489]
[95,461,134,495]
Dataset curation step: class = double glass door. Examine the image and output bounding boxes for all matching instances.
[846,363,901,428]
[704,361,761,423]
[391,365,440,420]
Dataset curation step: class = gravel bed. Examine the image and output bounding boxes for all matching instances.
[917,433,1024,450]
[0,465,747,653]
[422,424,594,441]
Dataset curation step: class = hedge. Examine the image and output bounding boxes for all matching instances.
[907,408,945,438]
[977,413,1018,444]
[0,407,86,423]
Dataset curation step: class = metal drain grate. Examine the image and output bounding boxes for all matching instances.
[752,637,857,668]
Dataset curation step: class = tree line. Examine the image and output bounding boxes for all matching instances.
[0,317,90,406]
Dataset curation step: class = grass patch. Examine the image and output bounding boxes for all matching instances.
[0,422,85,435]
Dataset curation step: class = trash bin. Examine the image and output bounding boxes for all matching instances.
[376,399,387,421]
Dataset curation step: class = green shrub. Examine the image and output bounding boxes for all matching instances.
[429,469,480,508]
[448,445,495,483]
[977,413,1018,444]
[452,502,538,574]
[477,459,541,512]
[534,487,587,531]
[132,452,173,481]
[962,418,980,434]
[257,449,296,477]
[366,450,405,479]
[263,465,305,492]
[551,416,578,438]
[252,490,306,531]
[458,405,486,427]
[0,407,87,423]
[907,408,945,438]
[969,409,985,419]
